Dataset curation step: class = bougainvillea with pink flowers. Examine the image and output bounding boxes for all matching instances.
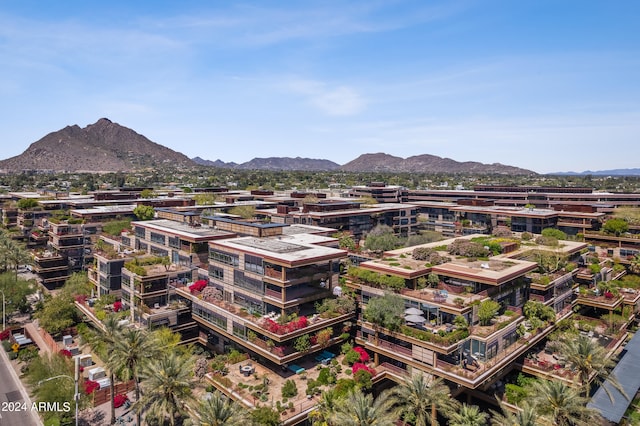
[353,346,370,362]
[0,329,10,341]
[113,301,123,312]
[352,362,376,376]
[114,394,129,408]
[262,316,308,335]
[189,280,208,294]
[84,380,99,394]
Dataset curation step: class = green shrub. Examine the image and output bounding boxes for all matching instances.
[281,379,298,398]
[505,383,528,405]
[344,349,361,365]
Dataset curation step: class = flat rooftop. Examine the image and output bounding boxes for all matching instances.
[71,204,137,215]
[212,234,346,266]
[133,219,235,241]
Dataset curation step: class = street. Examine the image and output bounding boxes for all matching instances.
[0,347,42,426]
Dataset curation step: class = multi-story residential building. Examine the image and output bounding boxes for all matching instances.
[87,234,137,297]
[287,200,418,240]
[32,250,71,290]
[130,219,235,269]
[349,235,591,392]
[349,182,408,203]
[120,254,197,339]
[173,228,354,368]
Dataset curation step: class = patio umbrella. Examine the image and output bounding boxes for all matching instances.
[404,314,426,323]
[404,307,423,315]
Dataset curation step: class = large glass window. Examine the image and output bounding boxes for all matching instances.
[210,249,239,266]
[150,232,166,245]
[233,270,264,294]
[193,304,227,330]
[134,227,146,238]
[168,236,180,249]
[209,266,224,281]
[245,254,264,274]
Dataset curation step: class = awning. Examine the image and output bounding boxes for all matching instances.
[588,332,640,423]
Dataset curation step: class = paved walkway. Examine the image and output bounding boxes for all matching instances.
[24,322,54,356]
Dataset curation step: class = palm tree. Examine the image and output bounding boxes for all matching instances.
[629,254,640,275]
[135,351,196,426]
[0,236,31,281]
[528,380,601,426]
[448,404,488,426]
[556,334,627,401]
[109,327,160,425]
[194,390,247,426]
[390,374,460,426]
[84,315,122,424]
[489,399,538,426]
[330,388,397,426]
[310,389,340,426]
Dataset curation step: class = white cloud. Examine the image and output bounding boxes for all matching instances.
[287,79,366,116]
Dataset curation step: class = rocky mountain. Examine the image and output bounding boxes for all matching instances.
[235,157,341,171]
[341,153,535,174]
[0,118,196,172]
[1,119,534,174]
[192,156,238,168]
[193,156,340,171]
[193,153,532,174]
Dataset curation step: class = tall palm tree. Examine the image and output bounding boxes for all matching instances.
[390,374,460,426]
[0,236,31,281]
[528,380,601,426]
[489,399,538,426]
[330,388,397,426]
[309,389,340,426]
[195,390,247,426]
[135,351,196,426]
[448,404,488,426]
[84,315,122,424]
[109,327,160,425]
[556,333,627,401]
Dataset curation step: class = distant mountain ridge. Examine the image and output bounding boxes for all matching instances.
[339,153,534,174]
[193,152,534,174]
[1,119,535,174]
[0,118,196,172]
[550,168,640,176]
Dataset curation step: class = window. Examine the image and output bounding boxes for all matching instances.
[245,254,264,275]
[134,227,146,238]
[168,236,180,249]
[233,270,264,294]
[209,266,224,281]
[210,249,239,266]
[193,305,227,330]
[232,322,246,339]
[150,246,168,257]
[150,232,166,245]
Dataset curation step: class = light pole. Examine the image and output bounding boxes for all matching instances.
[1,289,5,331]
[37,356,79,426]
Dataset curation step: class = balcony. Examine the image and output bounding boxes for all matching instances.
[176,283,354,344]
[574,288,624,310]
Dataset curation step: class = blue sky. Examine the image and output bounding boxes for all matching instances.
[1,0,639,174]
